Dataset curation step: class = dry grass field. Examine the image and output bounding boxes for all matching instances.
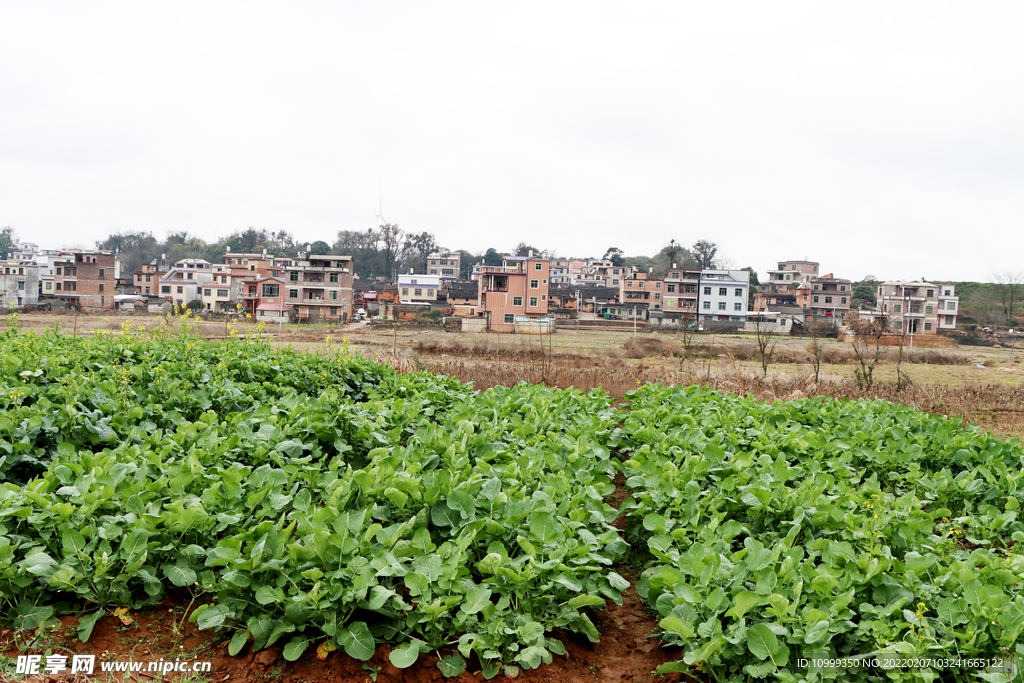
[10,310,1024,439]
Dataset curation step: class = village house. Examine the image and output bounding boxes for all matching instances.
[477,255,550,331]
[50,251,117,310]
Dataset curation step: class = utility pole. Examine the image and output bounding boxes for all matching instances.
[633,305,637,337]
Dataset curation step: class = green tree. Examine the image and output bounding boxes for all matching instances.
[851,277,879,310]
[0,226,15,258]
[514,242,538,257]
[602,247,625,267]
[691,239,718,269]
[483,248,503,267]
[309,240,331,255]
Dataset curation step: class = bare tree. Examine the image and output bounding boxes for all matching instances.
[378,223,405,279]
[691,240,718,270]
[752,315,777,381]
[806,320,827,384]
[993,270,1024,324]
[849,312,888,391]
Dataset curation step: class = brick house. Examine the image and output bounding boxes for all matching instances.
[282,255,354,324]
[52,251,117,310]
[620,272,665,311]
[477,255,550,332]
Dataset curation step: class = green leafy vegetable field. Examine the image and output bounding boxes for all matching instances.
[1,327,1023,681]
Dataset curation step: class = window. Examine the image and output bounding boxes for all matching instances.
[17,281,24,290]
[411,279,418,285]
[667,284,675,293]
[99,269,105,278]
[217,289,228,297]
[735,288,742,296]
[56,282,62,291]
[825,296,832,304]
[426,289,434,297]
[330,307,338,316]
[329,290,338,300]
[289,289,298,299]
[290,272,298,281]
[925,322,932,331]
[946,301,956,310]
[944,289,952,296]
[504,314,515,324]
[535,263,542,270]
[927,289,934,297]
[402,288,409,295]
[56,267,61,275]
[250,265,255,271]
[894,304,901,312]
[734,303,742,311]
[655,293,661,300]
[204,289,212,297]
[718,301,726,310]
[414,288,422,296]
[841,297,847,304]
[639,282,644,288]
[656,282,662,289]
[613,269,620,275]
[813,296,820,303]
[146,275,152,282]
[840,285,846,291]
[925,305,933,314]
[177,286,183,294]
[542,279,547,284]
[262,283,279,297]
[330,273,338,283]
[162,285,171,294]
[703,301,711,309]
[541,294,546,301]
[530,280,538,289]
[144,286,150,294]
[513,296,523,306]
[528,297,537,307]
[612,279,619,286]
[813,284,819,290]
[220,276,227,283]
[719,287,727,296]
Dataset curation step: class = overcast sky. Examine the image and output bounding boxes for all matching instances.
[2,2,1022,282]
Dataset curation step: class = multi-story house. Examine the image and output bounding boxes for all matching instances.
[620,272,665,311]
[662,267,702,318]
[158,259,214,307]
[0,259,40,308]
[477,255,550,332]
[873,281,958,334]
[200,265,237,313]
[425,252,461,280]
[282,255,354,323]
[764,260,819,291]
[51,251,117,310]
[808,274,852,320]
[131,258,170,297]
[239,276,292,322]
[398,273,440,304]
[698,269,750,322]
[549,259,572,284]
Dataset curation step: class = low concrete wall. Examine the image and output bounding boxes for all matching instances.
[461,317,488,333]
[515,319,557,335]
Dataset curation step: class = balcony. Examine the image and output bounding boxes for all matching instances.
[302,298,341,305]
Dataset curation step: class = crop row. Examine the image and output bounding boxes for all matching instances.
[1,328,1023,681]
[616,384,1024,682]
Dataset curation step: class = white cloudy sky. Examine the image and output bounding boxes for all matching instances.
[2,2,1022,282]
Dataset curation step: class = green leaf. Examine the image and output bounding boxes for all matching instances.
[77,610,104,642]
[14,603,53,630]
[336,621,375,661]
[389,639,426,668]
[568,595,605,610]
[283,637,309,662]
[228,630,249,656]
[462,585,492,615]
[725,591,760,619]
[804,620,829,644]
[437,654,467,677]
[659,615,695,639]
[196,604,232,630]
[163,564,197,588]
[746,623,777,661]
